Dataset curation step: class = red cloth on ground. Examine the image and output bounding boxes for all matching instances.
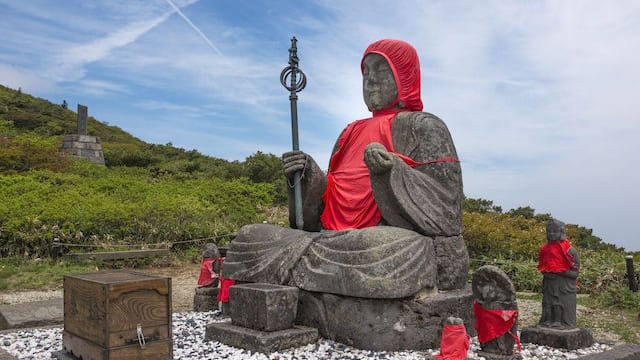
[320,39,458,230]
[538,238,575,273]
[473,301,521,352]
[216,258,235,303]
[196,258,220,287]
[434,323,470,360]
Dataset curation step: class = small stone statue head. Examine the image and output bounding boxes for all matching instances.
[202,243,220,259]
[360,39,424,113]
[472,265,516,305]
[546,218,567,242]
[444,316,464,325]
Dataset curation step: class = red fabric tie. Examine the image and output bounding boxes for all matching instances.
[473,301,521,352]
[434,323,470,360]
[538,238,575,273]
[216,258,236,303]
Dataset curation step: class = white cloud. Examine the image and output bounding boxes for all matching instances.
[0,64,55,93]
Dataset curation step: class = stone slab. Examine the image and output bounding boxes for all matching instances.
[296,285,475,351]
[0,298,63,330]
[520,326,594,350]
[63,134,100,143]
[193,286,219,312]
[205,322,318,354]
[230,283,298,332]
[0,348,17,360]
[577,344,640,360]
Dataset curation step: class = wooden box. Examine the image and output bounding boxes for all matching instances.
[62,270,172,360]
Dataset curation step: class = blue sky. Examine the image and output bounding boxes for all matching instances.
[1,0,639,251]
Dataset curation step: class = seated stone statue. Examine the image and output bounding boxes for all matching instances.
[538,218,580,329]
[223,39,468,299]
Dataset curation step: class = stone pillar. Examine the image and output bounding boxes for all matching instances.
[77,104,87,136]
[60,104,105,165]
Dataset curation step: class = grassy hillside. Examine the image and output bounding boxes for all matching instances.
[0,84,285,257]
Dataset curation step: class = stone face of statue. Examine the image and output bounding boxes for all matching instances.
[362,53,398,112]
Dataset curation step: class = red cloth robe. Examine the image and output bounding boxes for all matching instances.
[196,257,220,287]
[434,323,470,360]
[538,238,575,273]
[217,257,235,303]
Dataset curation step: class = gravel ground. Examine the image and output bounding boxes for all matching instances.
[0,263,624,359]
[0,311,612,360]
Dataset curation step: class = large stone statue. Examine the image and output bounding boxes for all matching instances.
[538,218,579,329]
[221,39,472,350]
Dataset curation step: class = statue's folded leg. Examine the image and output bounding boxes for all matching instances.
[292,226,437,299]
[222,223,318,284]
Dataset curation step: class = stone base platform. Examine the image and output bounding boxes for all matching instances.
[295,285,475,351]
[205,322,318,354]
[578,344,640,360]
[0,298,63,330]
[193,286,219,312]
[520,326,594,350]
[476,351,522,360]
[60,134,104,165]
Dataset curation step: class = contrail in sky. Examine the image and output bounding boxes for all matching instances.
[165,0,223,55]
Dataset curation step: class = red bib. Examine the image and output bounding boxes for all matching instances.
[538,238,575,273]
[473,301,521,352]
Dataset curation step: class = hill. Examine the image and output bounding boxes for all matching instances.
[0,84,285,257]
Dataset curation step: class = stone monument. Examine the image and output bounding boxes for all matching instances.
[472,265,521,359]
[434,317,470,360]
[520,218,594,349]
[60,104,105,165]
[206,39,473,351]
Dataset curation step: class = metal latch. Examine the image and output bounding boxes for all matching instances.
[136,323,146,349]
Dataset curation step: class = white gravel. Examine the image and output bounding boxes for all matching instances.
[0,311,612,360]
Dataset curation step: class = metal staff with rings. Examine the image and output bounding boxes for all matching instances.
[281,36,307,229]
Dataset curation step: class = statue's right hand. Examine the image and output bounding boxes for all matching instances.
[282,150,307,178]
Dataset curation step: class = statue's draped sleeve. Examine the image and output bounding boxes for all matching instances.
[371,111,463,237]
[287,154,327,231]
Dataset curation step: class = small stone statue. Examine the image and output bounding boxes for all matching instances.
[434,317,469,360]
[197,243,222,288]
[472,265,520,359]
[538,218,579,329]
[520,218,593,349]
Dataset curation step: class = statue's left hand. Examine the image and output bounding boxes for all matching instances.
[364,142,394,174]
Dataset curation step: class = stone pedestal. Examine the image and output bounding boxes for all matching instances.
[206,283,318,353]
[193,286,219,312]
[296,285,475,351]
[60,135,105,165]
[205,323,318,354]
[230,283,299,331]
[520,326,594,350]
[476,351,522,360]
